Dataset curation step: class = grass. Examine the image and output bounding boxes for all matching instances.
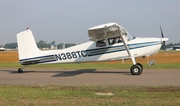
[0,85,180,106]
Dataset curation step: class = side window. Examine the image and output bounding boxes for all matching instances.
[108,36,122,45]
[96,39,106,47]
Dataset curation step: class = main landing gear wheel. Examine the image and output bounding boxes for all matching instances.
[130,63,143,75]
[136,63,143,71]
[18,68,23,73]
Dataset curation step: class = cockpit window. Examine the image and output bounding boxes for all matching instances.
[96,39,106,47]
[108,36,122,45]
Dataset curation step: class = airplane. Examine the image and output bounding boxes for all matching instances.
[16,23,168,75]
[0,45,5,51]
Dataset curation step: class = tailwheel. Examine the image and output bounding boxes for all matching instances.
[18,68,23,73]
[130,63,143,75]
[18,65,27,73]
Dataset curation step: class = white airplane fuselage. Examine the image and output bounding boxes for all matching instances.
[19,37,162,65]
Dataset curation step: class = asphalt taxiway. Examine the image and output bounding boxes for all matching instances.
[0,69,179,86]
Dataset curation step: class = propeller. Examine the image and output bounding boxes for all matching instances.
[160,25,168,56]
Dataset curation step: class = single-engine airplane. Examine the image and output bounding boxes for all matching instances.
[16,23,168,75]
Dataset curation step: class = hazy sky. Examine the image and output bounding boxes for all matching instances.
[0,0,180,45]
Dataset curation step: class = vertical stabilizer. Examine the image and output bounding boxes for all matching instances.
[17,29,41,60]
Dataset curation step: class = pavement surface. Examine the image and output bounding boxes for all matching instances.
[0,69,179,86]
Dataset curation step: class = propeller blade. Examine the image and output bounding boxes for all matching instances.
[160,26,168,56]
[160,25,164,38]
[163,42,168,56]
[163,42,166,50]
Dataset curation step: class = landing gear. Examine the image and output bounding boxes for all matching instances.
[18,65,27,73]
[18,68,23,73]
[130,63,143,75]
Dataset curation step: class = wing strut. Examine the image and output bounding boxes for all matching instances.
[118,28,136,65]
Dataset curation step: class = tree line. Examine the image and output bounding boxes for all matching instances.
[4,40,76,49]
[3,41,180,49]
[161,42,180,50]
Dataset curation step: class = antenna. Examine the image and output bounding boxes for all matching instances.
[80,36,86,43]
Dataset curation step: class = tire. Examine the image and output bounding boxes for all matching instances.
[130,64,142,75]
[18,68,23,73]
[136,63,143,71]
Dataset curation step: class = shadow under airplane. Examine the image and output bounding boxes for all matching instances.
[2,69,130,77]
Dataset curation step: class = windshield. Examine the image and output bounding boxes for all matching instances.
[127,33,136,41]
[121,28,136,41]
[125,33,136,41]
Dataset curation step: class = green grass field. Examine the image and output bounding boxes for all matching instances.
[0,85,180,106]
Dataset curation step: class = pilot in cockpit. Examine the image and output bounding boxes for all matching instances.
[111,36,122,45]
[112,37,117,44]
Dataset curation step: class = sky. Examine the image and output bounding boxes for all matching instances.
[0,0,180,45]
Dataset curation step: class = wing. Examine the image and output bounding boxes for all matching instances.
[88,23,128,41]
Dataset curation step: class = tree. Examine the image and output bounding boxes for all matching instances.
[5,43,17,49]
[166,43,174,48]
[57,43,64,49]
[51,41,56,45]
[65,43,76,48]
[36,40,51,49]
